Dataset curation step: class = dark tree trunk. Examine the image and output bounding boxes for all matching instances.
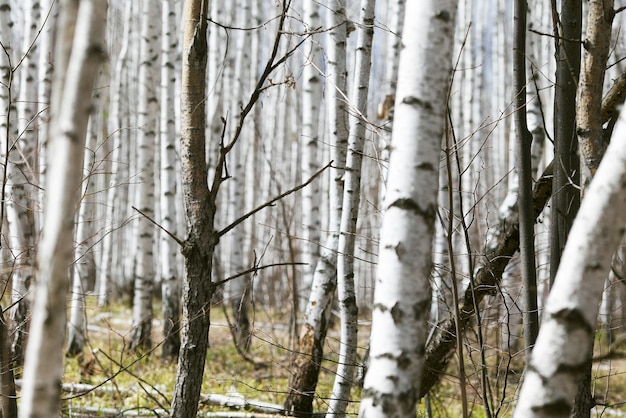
[514,0,539,351]
[550,0,581,286]
[0,305,17,418]
[169,0,213,416]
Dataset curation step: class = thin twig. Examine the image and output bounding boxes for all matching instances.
[213,262,307,287]
[218,161,332,238]
[131,206,184,246]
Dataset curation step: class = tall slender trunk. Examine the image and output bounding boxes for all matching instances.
[550,0,582,286]
[67,116,99,357]
[572,1,614,416]
[513,0,539,352]
[170,1,213,415]
[284,1,348,414]
[514,106,626,418]
[98,0,132,308]
[160,0,181,360]
[359,1,457,416]
[328,0,375,414]
[129,0,161,352]
[300,0,323,296]
[18,1,107,415]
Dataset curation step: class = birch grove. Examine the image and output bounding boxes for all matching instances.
[6,0,626,416]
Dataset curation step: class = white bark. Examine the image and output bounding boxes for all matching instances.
[129,0,160,351]
[328,0,375,414]
[36,0,55,218]
[98,0,133,307]
[300,0,323,292]
[514,107,626,417]
[160,0,181,359]
[358,1,457,417]
[0,0,35,366]
[67,117,98,357]
[19,0,107,415]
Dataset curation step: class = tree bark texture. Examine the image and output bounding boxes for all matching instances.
[0,304,17,418]
[284,1,348,414]
[577,0,614,189]
[18,0,107,416]
[358,1,457,416]
[513,0,539,352]
[170,0,214,416]
[571,2,614,416]
[328,0,375,414]
[514,106,626,418]
[550,0,582,286]
[160,0,181,360]
[129,0,161,353]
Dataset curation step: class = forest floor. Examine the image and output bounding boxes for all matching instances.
[11,295,626,417]
[26,295,361,417]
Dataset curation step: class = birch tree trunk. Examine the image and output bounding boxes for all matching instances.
[571,2,614,416]
[328,0,375,414]
[284,1,348,414]
[66,119,98,357]
[513,105,626,418]
[0,0,35,368]
[98,0,133,308]
[300,0,323,293]
[358,1,457,416]
[18,0,107,415]
[160,0,181,360]
[129,0,160,352]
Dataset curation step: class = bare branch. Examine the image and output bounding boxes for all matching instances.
[218,160,332,238]
[131,206,184,246]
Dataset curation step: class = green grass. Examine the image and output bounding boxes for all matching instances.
[22,296,626,417]
[52,296,359,416]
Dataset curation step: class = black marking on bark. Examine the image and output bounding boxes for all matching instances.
[390,302,403,324]
[394,242,407,260]
[413,299,431,321]
[397,351,413,370]
[361,389,417,416]
[552,307,594,335]
[402,95,432,110]
[388,199,436,219]
[373,303,388,313]
[531,398,572,417]
[435,10,452,21]
[416,161,436,171]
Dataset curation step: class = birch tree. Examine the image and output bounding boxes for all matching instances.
[66,120,98,357]
[513,105,626,418]
[0,0,36,367]
[300,0,323,293]
[98,0,133,307]
[572,1,614,415]
[19,0,107,415]
[328,0,375,414]
[284,0,348,413]
[129,0,160,352]
[359,1,457,416]
[160,0,181,360]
